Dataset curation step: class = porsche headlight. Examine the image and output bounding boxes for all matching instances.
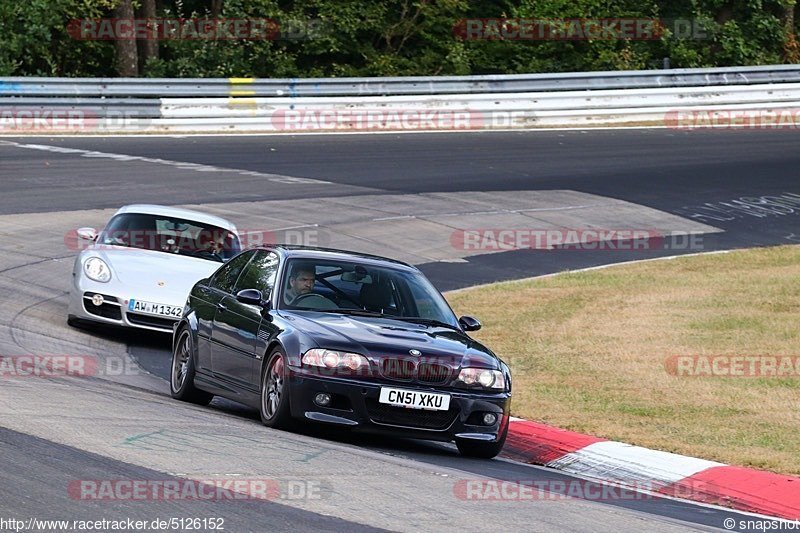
[458,368,506,390]
[84,257,111,283]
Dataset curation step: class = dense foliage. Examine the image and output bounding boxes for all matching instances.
[1,0,797,77]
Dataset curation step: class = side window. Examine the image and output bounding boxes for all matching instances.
[234,251,279,294]
[209,251,254,294]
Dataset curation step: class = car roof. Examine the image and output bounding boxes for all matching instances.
[113,204,238,233]
[262,245,417,271]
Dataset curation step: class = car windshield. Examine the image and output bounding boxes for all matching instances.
[98,213,241,262]
[279,258,459,328]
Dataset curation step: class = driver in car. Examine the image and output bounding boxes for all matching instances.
[285,264,316,304]
[199,230,225,255]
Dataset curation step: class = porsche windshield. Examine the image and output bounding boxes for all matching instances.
[279,258,459,327]
[98,213,240,262]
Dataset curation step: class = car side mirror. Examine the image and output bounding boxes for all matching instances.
[458,315,481,332]
[236,288,268,307]
[77,227,97,241]
[236,289,272,321]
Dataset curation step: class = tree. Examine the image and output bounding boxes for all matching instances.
[138,0,159,72]
[0,0,117,76]
[1,0,798,77]
[114,0,138,76]
[781,0,800,61]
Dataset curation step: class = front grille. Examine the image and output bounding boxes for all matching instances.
[381,358,416,381]
[365,399,459,430]
[380,358,453,385]
[83,293,122,320]
[84,292,118,302]
[417,363,451,384]
[127,313,177,330]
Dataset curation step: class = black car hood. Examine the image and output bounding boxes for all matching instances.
[280,311,499,368]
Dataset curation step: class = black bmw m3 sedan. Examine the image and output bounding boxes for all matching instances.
[171,246,512,458]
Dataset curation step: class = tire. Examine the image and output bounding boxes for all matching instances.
[259,347,294,429]
[456,421,508,459]
[170,328,213,405]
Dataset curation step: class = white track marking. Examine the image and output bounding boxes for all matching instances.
[0,124,771,138]
[0,140,330,185]
[546,441,725,485]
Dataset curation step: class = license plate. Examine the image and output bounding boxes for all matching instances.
[128,299,182,318]
[379,387,450,411]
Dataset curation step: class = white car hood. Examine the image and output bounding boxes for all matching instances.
[87,246,221,302]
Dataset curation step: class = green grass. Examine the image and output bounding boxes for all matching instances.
[447,246,800,475]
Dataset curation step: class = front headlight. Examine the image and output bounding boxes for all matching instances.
[302,349,370,375]
[84,257,111,283]
[458,368,506,390]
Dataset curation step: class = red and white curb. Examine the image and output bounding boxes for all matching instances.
[502,418,800,519]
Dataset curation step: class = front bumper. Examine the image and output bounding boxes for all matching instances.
[68,276,180,333]
[287,369,511,443]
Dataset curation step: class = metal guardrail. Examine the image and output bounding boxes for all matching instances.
[2,64,800,97]
[0,98,161,117]
[2,65,800,132]
[160,84,800,116]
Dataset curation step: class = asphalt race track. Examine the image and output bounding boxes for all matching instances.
[1,129,798,532]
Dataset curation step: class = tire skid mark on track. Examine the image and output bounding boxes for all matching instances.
[0,272,165,390]
[0,248,70,265]
[0,256,70,276]
[1,278,68,299]
[3,297,138,371]
[0,260,70,353]
[8,291,68,353]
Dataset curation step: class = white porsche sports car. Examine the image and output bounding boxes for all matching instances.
[67,204,241,333]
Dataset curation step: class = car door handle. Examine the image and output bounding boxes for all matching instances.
[217,303,227,312]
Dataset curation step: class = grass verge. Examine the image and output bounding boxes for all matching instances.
[447,245,800,475]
